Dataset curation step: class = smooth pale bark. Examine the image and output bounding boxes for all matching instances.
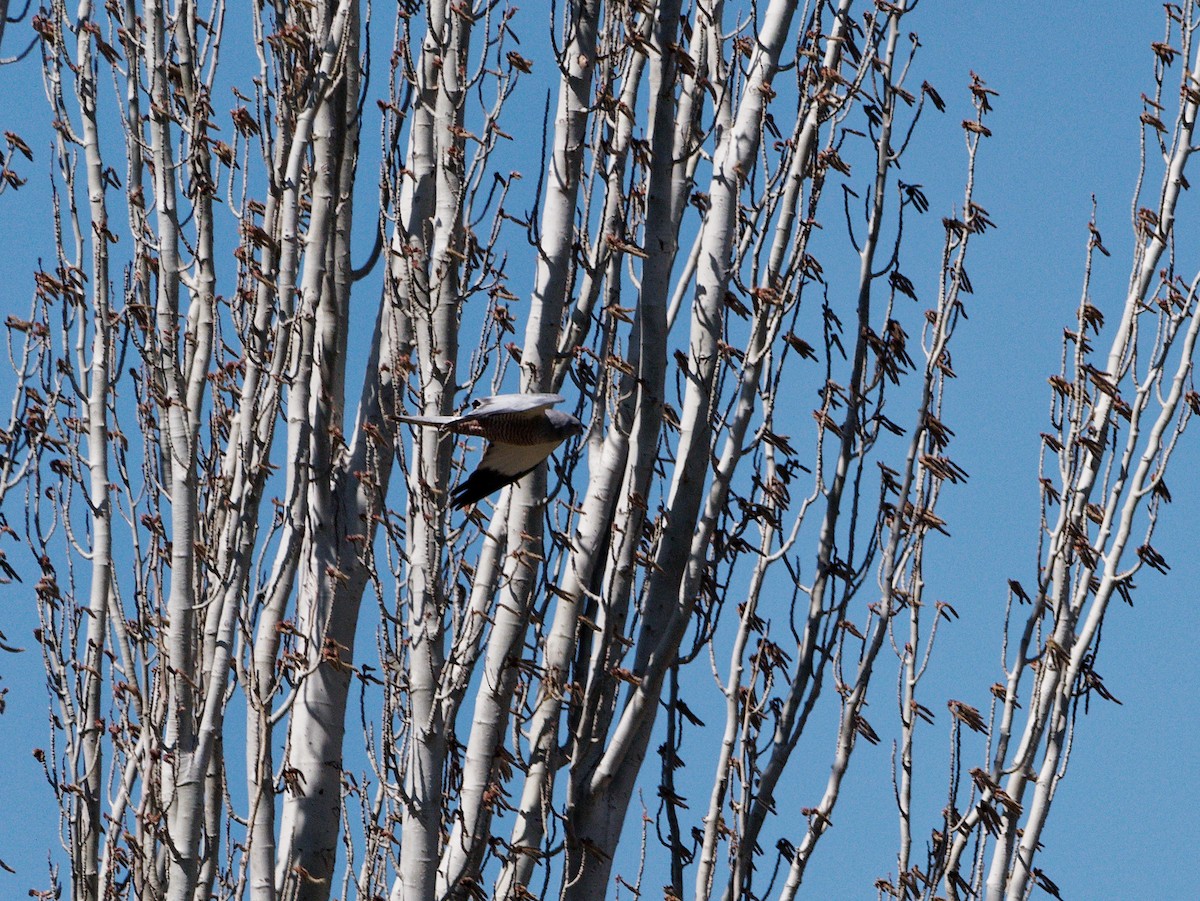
[272,7,398,899]
[138,2,209,895]
[436,3,601,898]
[740,7,915,895]
[563,2,801,895]
[493,2,690,894]
[72,4,114,899]
[384,4,474,900]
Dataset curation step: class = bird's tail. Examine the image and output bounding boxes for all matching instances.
[395,413,457,428]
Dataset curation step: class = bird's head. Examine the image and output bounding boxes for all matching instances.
[546,409,584,439]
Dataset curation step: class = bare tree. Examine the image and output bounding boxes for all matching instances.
[2,2,1199,901]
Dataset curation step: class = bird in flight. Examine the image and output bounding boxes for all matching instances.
[399,393,583,509]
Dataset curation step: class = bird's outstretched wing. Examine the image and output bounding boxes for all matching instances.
[460,393,565,421]
[395,394,565,428]
[450,438,563,509]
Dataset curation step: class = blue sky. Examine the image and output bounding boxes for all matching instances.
[2,3,1199,899]
[860,5,1200,898]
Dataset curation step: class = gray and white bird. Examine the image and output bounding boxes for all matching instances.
[398,393,583,509]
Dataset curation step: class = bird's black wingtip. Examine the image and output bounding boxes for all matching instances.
[450,470,507,509]
[450,465,539,510]
[449,488,475,510]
